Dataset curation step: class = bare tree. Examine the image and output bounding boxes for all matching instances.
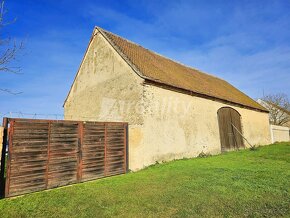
[0,0,23,94]
[261,93,290,126]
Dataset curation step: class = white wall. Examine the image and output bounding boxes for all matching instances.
[270,125,290,143]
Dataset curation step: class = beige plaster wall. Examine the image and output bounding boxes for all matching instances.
[64,29,271,171]
[64,31,145,170]
[135,84,271,170]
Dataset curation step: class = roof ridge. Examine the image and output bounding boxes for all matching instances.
[96,26,146,48]
[95,26,150,80]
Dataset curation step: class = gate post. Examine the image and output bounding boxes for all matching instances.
[77,122,83,182]
[45,121,51,189]
[104,123,107,176]
[5,119,14,197]
[123,123,128,173]
[0,118,8,197]
[125,124,129,173]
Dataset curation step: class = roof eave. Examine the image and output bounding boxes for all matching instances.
[143,79,269,113]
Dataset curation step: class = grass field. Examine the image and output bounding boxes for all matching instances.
[0,142,289,217]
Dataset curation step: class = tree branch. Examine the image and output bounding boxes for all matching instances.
[261,93,290,126]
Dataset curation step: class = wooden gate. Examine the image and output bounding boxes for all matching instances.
[217,107,244,152]
[0,118,128,197]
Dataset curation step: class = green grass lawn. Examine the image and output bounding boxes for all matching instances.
[0,142,289,218]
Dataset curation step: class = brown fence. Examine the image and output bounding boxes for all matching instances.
[0,118,128,197]
[0,127,3,162]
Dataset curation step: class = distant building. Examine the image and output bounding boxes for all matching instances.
[257,99,290,128]
[64,27,271,171]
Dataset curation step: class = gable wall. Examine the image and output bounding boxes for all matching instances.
[64,31,145,169]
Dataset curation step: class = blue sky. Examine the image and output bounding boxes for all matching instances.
[0,0,289,119]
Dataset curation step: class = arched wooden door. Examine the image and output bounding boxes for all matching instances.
[217,107,244,152]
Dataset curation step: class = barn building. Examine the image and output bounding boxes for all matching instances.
[64,27,271,171]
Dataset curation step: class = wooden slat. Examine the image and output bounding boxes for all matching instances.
[82,160,105,168]
[82,156,104,162]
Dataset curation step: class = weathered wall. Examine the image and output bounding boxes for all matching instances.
[270,125,290,143]
[64,29,271,171]
[64,30,145,170]
[135,84,271,170]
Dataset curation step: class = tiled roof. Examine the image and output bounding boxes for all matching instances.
[96,27,267,112]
